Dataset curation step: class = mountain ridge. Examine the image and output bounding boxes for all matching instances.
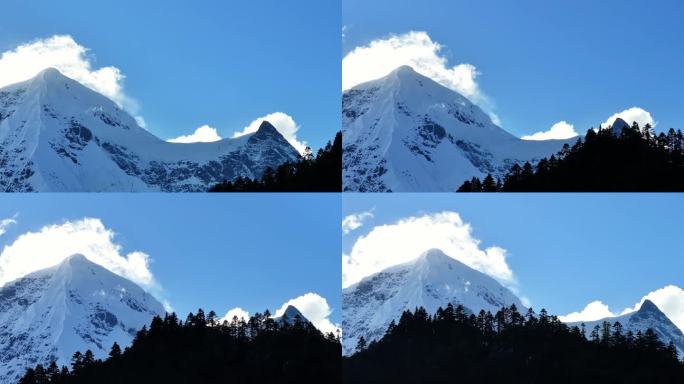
[0,68,301,191]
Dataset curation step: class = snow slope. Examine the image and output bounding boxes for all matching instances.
[342,66,569,191]
[0,254,165,383]
[0,68,300,191]
[342,249,523,355]
[568,300,684,358]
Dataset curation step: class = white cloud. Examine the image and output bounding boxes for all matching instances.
[559,300,616,323]
[342,210,374,235]
[134,116,147,129]
[168,125,222,144]
[342,31,498,123]
[232,112,306,154]
[602,107,655,129]
[0,35,139,115]
[342,211,515,289]
[0,218,162,300]
[522,121,579,141]
[275,292,340,334]
[0,214,18,237]
[220,307,250,324]
[560,285,684,332]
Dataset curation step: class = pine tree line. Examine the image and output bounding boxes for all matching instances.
[458,122,684,191]
[20,309,341,384]
[345,304,684,383]
[210,131,341,192]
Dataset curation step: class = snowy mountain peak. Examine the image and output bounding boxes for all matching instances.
[609,117,630,136]
[34,67,68,82]
[61,253,90,266]
[55,254,111,278]
[0,256,164,383]
[342,65,568,192]
[276,305,310,326]
[283,305,307,320]
[416,248,451,264]
[26,67,109,107]
[639,299,659,313]
[256,120,278,134]
[342,249,523,355]
[390,65,419,78]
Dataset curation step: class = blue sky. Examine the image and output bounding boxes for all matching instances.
[0,194,341,328]
[343,193,684,319]
[343,0,684,138]
[0,0,340,150]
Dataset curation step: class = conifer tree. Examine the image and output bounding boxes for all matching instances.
[109,342,122,358]
[356,336,367,352]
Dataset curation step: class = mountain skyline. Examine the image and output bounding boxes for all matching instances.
[0,194,341,334]
[0,68,304,191]
[0,253,329,384]
[343,193,684,333]
[1,0,339,151]
[343,0,684,138]
[342,246,684,360]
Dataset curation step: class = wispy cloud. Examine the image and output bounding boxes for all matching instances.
[0,214,18,236]
[342,210,374,235]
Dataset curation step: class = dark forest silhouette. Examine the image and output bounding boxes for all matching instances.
[344,304,683,383]
[210,132,341,192]
[458,122,684,191]
[20,309,341,384]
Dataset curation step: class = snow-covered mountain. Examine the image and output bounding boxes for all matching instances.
[569,300,684,358]
[342,249,523,355]
[0,254,164,383]
[0,68,301,192]
[609,117,631,137]
[342,66,569,192]
[275,305,311,326]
